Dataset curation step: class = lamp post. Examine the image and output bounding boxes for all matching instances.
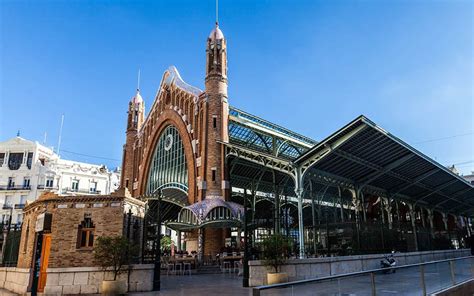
[152,190,162,291]
[243,188,250,287]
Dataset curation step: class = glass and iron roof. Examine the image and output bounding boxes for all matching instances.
[295,115,474,216]
[229,106,317,160]
[226,109,473,216]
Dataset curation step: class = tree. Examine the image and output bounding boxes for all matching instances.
[94,235,138,281]
[160,235,173,253]
[260,234,291,273]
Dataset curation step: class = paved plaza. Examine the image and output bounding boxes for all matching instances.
[128,273,251,296]
[0,261,470,296]
[126,259,472,296]
[257,260,472,296]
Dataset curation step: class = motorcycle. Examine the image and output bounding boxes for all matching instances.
[380,254,397,274]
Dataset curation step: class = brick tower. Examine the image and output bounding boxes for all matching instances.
[201,22,229,200]
[121,89,145,193]
[199,22,230,254]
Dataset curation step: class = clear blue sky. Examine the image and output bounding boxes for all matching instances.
[1,0,473,174]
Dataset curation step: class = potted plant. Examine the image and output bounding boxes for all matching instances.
[261,234,291,285]
[94,235,138,295]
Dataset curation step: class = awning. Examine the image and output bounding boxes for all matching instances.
[166,198,244,231]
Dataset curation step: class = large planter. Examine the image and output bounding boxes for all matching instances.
[267,272,288,285]
[101,280,127,295]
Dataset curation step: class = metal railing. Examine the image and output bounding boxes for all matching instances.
[61,187,101,194]
[252,256,474,296]
[37,185,59,190]
[0,185,31,191]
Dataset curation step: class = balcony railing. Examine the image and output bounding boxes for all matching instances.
[37,185,59,190]
[0,185,31,191]
[62,188,101,195]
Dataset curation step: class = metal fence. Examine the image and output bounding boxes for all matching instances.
[252,256,474,296]
[0,223,22,267]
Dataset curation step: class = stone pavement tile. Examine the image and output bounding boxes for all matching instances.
[127,273,252,296]
[0,288,17,296]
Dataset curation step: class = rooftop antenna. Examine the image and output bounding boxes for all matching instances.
[43,132,47,144]
[137,69,141,91]
[216,0,219,25]
[57,114,64,156]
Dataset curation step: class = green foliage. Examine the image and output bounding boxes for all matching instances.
[260,234,291,273]
[94,235,138,280]
[160,235,173,252]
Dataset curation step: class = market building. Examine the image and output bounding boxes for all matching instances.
[120,22,474,261]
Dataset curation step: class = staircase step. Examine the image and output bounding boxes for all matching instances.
[197,265,224,274]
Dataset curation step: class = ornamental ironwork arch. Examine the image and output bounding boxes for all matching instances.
[146,125,188,194]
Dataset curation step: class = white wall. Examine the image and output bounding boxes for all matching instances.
[0,137,121,224]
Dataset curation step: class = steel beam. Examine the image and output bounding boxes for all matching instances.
[389,168,439,194]
[299,124,367,173]
[357,154,415,187]
[414,179,459,204]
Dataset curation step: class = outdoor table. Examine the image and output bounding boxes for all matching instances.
[171,256,198,269]
[219,255,243,266]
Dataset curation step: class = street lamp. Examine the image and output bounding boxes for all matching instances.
[152,190,162,291]
[243,189,250,287]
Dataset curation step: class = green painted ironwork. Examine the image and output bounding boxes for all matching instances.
[146,125,188,195]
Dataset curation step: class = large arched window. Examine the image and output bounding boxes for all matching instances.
[146,125,188,194]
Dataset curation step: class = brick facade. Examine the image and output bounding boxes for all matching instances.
[120,25,232,255]
[17,191,144,269]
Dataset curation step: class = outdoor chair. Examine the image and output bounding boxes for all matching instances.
[166,262,175,275]
[222,261,231,273]
[183,262,192,275]
[175,262,183,275]
[233,261,241,274]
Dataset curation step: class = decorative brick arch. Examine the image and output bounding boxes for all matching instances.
[138,108,197,205]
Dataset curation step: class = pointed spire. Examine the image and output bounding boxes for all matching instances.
[131,69,143,105]
[216,0,219,26]
[209,0,224,40]
[137,69,141,92]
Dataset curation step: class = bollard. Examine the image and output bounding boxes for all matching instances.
[449,260,455,286]
[471,258,474,278]
[252,288,260,296]
[420,265,426,296]
[370,272,376,296]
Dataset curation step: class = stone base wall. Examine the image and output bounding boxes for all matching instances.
[43,264,153,295]
[249,249,471,286]
[0,267,30,295]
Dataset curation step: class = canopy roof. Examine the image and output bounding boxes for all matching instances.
[226,110,473,217]
[295,115,474,216]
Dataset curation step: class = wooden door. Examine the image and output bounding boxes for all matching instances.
[38,234,51,292]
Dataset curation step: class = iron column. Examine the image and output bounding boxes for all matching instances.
[152,192,162,291]
[243,188,250,287]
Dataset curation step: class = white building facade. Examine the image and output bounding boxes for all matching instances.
[0,137,121,224]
